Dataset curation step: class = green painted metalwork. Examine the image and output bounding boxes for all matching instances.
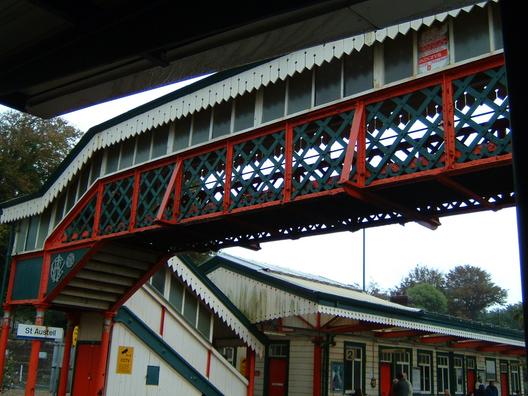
[63,196,96,242]
[136,164,174,228]
[365,85,444,185]
[98,176,134,235]
[179,149,226,219]
[230,131,285,209]
[12,256,42,301]
[453,66,510,162]
[46,248,89,294]
[292,111,354,198]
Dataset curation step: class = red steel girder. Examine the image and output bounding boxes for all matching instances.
[375,329,426,338]
[450,340,489,349]
[327,323,390,333]
[477,344,516,353]
[436,175,497,211]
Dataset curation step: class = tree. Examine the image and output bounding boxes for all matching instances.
[407,283,448,313]
[480,302,524,330]
[393,264,445,295]
[444,265,507,320]
[0,110,82,299]
[366,281,389,300]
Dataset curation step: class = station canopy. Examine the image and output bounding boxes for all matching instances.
[1,0,480,118]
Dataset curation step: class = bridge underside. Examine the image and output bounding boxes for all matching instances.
[4,55,512,312]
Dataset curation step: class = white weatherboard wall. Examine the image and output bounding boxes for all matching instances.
[121,286,248,396]
[254,353,266,396]
[107,324,201,396]
[288,338,315,396]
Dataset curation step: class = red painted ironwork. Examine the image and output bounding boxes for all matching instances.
[0,307,11,390]
[339,101,364,184]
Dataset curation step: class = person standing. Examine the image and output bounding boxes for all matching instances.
[403,372,413,396]
[485,381,498,396]
[392,373,410,396]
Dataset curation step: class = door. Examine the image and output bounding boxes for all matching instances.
[268,358,288,396]
[467,370,476,394]
[72,343,102,396]
[381,362,392,396]
[501,373,509,396]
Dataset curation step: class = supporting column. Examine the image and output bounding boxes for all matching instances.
[25,305,47,396]
[313,337,323,396]
[57,314,77,396]
[246,348,256,396]
[0,305,12,389]
[94,311,114,396]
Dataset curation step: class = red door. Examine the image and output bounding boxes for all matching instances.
[467,370,476,394]
[381,362,392,396]
[72,343,102,396]
[268,358,288,396]
[501,373,509,396]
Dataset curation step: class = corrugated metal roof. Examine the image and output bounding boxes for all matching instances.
[217,252,420,313]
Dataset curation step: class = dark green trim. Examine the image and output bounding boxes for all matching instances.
[1,224,14,304]
[204,254,525,343]
[178,254,268,346]
[344,341,367,394]
[115,306,223,396]
[11,256,42,301]
[417,349,434,396]
[0,60,271,211]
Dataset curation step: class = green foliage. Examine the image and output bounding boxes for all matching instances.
[480,302,524,330]
[0,110,81,306]
[445,265,507,320]
[393,264,445,295]
[407,283,448,313]
[366,281,390,300]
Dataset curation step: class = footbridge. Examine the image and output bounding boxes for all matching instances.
[0,52,512,394]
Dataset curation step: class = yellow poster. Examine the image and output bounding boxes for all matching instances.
[116,346,134,374]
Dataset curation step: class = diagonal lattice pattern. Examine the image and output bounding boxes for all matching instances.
[453,66,510,162]
[98,176,134,235]
[135,164,174,228]
[179,149,226,219]
[292,111,355,198]
[63,196,96,242]
[365,85,444,185]
[230,131,285,209]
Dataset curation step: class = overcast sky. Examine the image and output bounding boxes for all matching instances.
[2,77,522,305]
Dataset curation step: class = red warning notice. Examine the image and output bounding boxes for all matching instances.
[418,23,449,73]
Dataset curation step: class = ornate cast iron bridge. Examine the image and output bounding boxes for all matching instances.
[6,55,512,313]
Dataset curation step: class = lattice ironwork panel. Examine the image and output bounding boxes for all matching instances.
[98,176,134,235]
[453,66,510,162]
[365,85,444,185]
[179,149,226,219]
[136,164,174,228]
[292,111,355,198]
[63,196,96,242]
[230,131,285,209]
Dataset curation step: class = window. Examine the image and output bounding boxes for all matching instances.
[183,292,198,325]
[491,3,503,50]
[510,363,520,394]
[90,151,103,185]
[78,165,90,197]
[151,269,166,294]
[394,351,411,379]
[418,352,432,393]
[262,80,286,123]
[234,92,255,131]
[485,358,497,381]
[168,278,184,313]
[24,215,39,251]
[344,46,373,96]
[219,346,236,366]
[53,192,67,227]
[437,354,450,395]
[269,343,288,358]
[151,125,169,158]
[453,6,490,62]
[119,138,135,169]
[315,59,341,106]
[135,131,152,164]
[105,144,120,174]
[466,357,476,370]
[384,33,414,84]
[197,304,211,338]
[344,343,364,394]
[287,69,312,115]
[36,208,51,248]
[454,356,464,394]
[191,109,211,145]
[212,100,232,138]
[172,117,191,152]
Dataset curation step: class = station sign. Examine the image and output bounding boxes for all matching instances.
[16,324,64,340]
